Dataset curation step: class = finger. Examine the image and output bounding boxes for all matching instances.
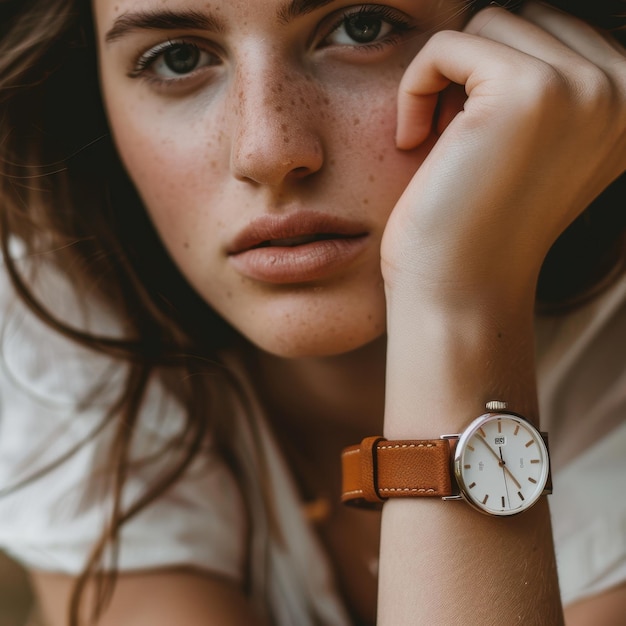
[396,31,545,149]
[465,5,587,69]
[467,2,624,71]
[520,1,626,64]
[395,90,439,150]
[463,3,626,116]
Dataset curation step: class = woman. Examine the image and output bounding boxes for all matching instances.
[0,0,625,623]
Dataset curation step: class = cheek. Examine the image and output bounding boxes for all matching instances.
[106,93,227,241]
[326,89,429,222]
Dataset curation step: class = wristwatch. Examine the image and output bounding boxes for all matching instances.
[341,401,551,516]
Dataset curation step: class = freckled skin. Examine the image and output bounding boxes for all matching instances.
[93,0,461,358]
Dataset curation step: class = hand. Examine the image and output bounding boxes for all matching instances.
[381,2,626,309]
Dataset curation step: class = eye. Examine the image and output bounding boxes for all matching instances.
[323,5,414,48]
[132,40,220,81]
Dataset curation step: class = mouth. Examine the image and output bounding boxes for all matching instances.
[227,211,370,284]
[253,233,362,248]
[228,212,369,255]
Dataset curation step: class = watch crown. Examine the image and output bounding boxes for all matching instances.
[486,400,508,411]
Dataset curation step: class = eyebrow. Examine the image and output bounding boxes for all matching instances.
[104,9,225,43]
[276,0,336,23]
[104,0,337,43]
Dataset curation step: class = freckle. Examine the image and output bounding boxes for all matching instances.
[290,100,296,106]
[368,174,375,182]
[183,241,190,249]
[378,154,385,162]
[353,118,360,125]
[283,136,290,143]
[281,124,288,131]
[227,291,233,299]
[210,160,217,168]
[330,159,336,166]
[363,199,369,205]
[300,97,306,104]
[323,97,330,105]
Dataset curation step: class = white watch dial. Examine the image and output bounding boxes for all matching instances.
[454,413,549,516]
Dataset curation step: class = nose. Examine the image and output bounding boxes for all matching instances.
[229,64,325,186]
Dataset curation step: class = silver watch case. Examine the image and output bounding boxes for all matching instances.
[442,407,551,516]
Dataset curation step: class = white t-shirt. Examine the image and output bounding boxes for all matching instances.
[0,254,624,623]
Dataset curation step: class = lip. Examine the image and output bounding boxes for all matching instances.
[227,212,370,284]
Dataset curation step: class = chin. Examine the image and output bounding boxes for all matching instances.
[252,334,383,359]
[239,312,386,359]
[211,278,387,358]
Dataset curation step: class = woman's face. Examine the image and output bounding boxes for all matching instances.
[93,0,465,357]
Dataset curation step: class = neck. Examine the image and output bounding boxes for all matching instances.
[249,336,387,443]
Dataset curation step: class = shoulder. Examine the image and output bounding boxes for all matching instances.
[0,249,247,583]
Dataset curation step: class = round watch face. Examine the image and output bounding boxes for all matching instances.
[454,413,549,516]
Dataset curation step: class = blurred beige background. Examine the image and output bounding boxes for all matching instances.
[0,550,33,626]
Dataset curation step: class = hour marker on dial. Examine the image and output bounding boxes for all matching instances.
[528,477,537,484]
[482,495,489,505]
[525,440,535,448]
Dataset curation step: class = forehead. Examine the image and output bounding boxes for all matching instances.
[93,0,338,30]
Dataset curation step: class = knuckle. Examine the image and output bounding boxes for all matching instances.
[425,29,458,50]
[572,62,613,112]
[516,61,567,108]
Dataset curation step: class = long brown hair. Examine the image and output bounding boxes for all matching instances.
[1,0,625,623]
[0,1,249,622]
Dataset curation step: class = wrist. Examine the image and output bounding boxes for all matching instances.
[383,298,538,438]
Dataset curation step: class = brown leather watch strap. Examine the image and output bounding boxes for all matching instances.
[341,437,453,508]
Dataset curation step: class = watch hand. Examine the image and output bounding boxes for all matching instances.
[500,449,512,509]
[476,435,522,489]
[498,445,522,490]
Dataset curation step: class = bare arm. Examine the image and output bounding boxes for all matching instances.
[565,583,626,626]
[376,2,626,624]
[379,302,562,624]
[30,569,267,626]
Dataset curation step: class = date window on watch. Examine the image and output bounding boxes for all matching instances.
[494,436,507,446]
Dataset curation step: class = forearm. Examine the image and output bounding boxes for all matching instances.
[377,295,563,625]
[378,496,560,624]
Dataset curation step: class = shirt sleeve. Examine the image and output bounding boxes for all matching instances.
[0,257,246,581]
[536,272,626,606]
[550,421,626,606]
